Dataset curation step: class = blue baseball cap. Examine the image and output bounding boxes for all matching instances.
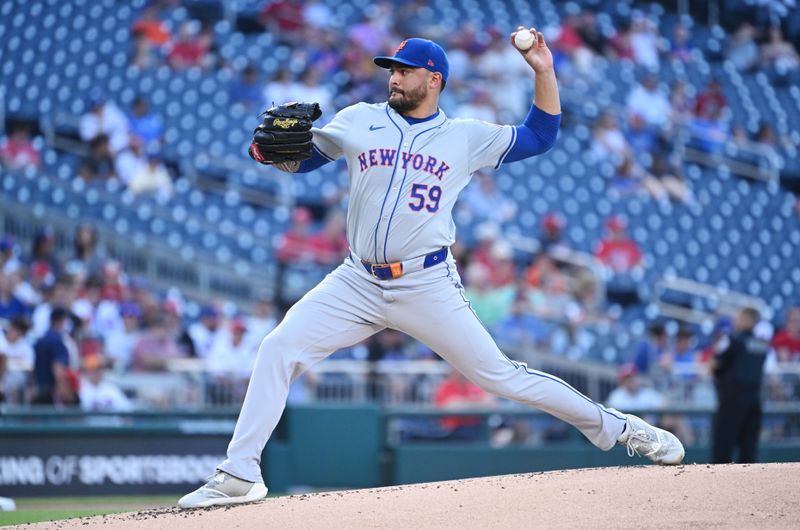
[374,38,450,86]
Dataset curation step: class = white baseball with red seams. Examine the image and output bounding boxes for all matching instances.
[214,101,631,484]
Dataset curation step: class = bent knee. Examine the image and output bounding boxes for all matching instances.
[470,375,514,399]
[255,333,297,364]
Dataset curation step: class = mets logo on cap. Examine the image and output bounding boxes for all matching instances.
[373,38,451,85]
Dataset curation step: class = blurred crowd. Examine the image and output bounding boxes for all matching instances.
[0,224,279,408]
[1,217,798,411]
[4,0,793,203]
[2,0,800,412]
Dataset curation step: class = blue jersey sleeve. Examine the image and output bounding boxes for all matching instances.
[502,105,561,164]
[295,145,333,173]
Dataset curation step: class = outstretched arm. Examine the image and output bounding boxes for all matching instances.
[511,26,561,115]
[501,27,562,164]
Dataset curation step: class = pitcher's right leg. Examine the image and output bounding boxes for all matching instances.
[220,262,385,482]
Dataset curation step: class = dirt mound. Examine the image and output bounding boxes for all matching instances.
[26,463,799,529]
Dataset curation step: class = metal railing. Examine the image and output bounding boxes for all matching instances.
[8,355,798,412]
[676,131,781,183]
[0,183,273,307]
[654,275,772,325]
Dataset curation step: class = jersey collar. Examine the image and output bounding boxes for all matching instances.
[385,103,447,132]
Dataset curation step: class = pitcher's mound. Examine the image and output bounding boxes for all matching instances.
[32,463,800,529]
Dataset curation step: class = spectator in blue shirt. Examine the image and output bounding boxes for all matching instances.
[127,96,164,147]
[633,323,669,376]
[230,65,264,110]
[493,296,550,349]
[0,271,28,320]
[32,306,76,405]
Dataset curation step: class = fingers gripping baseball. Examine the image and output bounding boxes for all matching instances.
[510,26,553,73]
[248,102,322,166]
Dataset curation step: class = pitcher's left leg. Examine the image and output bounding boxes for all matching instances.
[389,267,626,450]
[390,263,684,463]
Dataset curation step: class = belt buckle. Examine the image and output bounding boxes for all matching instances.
[369,262,403,279]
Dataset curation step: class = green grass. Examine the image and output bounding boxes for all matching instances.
[0,509,121,526]
[0,495,176,526]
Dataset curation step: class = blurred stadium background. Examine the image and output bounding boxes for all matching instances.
[1,0,800,514]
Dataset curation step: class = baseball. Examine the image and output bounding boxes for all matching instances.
[514,29,535,51]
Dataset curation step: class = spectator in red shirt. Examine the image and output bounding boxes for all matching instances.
[167,22,208,70]
[99,260,127,302]
[772,307,800,362]
[538,212,570,256]
[487,240,517,288]
[470,222,500,271]
[276,207,317,264]
[556,13,586,55]
[307,210,349,265]
[595,216,642,272]
[693,79,727,119]
[0,125,41,170]
[434,368,494,438]
[274,207,324,309]
[609,22,635,62]
[260,0,305,40]
[595,216,643,306]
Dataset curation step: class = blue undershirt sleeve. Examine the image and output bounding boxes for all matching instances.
[502,105,561,163]
[295,144,333,173]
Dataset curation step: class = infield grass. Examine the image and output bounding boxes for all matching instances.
[0,495,175,526]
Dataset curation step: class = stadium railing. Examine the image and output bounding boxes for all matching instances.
[676,128,782,183]
[0,187,270,305]
[6,356,797,411]
[654,275,772,325]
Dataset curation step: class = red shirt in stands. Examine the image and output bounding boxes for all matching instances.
[307,232,348,265]
[276,232,317,263]
[772,330,800,361]
[556,20,585,54]
[595,238,642,272]
[434,377,489,430]
[1,133,40,170]
[168,40,207,68]
[260,0,305,33]
[694,89,727,118]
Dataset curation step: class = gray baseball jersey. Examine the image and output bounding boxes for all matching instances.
[216,103,629,484]
[312,102,516,263]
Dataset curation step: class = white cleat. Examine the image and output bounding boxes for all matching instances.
[619,414,685,465]
[178,471,268,509]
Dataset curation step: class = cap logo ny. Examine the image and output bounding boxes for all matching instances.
[394,40,408,54]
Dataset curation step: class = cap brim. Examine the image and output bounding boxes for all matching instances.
[373,56,424,69]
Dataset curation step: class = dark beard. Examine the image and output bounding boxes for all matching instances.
[388,84,427,113]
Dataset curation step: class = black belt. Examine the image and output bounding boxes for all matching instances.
[360,247,448,280]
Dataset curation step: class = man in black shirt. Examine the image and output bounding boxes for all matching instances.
[711,307,769,463]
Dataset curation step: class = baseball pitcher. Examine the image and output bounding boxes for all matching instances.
[179,29,684,509]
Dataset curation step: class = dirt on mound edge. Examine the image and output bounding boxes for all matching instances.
[25,463,800,529]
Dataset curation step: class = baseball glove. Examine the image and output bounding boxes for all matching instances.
[248,102,322,167]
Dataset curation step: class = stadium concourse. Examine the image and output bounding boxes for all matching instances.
[1,0,800,447]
